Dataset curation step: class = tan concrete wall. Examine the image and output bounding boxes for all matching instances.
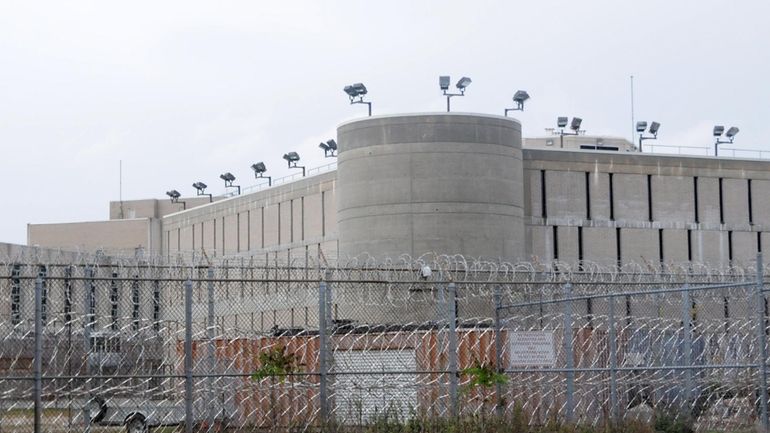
[109,196,216,220]
[28,219,153,254]
[162,171,337,259]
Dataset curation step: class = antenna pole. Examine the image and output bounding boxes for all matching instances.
[119,160,124,219]
[630,75,635,147]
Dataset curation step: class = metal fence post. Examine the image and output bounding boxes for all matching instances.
[207,267,216,429]
[34,276,42,433]
[608,294,618,424]
[318,280,329,425]
[447,282,459,419]
[756,252,768,432]
[681,283,693,413]
[562,282,574,423]
[184,279,193,433]
[494,285,504,418]
[83,266,94,431]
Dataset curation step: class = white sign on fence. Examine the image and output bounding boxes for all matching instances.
[509,331,556,367]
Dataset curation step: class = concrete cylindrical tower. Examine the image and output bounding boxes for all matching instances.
[336,113,525,261]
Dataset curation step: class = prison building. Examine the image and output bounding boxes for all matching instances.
[26,113,770,268]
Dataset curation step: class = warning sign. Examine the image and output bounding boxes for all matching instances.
[509,331,556,367]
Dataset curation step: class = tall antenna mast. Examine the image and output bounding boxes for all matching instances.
[630,75,635,146]
[119,160,124,219]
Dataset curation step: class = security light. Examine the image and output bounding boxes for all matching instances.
[343,82,372,116]
[283,152,300,163]
[557,117,569,128]
[251,162,267,174]
[166,190,185,209]
[636,120,661,152]
[283,152,306,176]
[714,125,739,156]
[439,76,450,91]
[440,75,472,112]
[219,172,240,195]
[351,83,367,96]
[456,77,472,90]
[251,162,271,186]
[570,117,583,132]
[319,139,337,158]
[192,182,212,202]
[505,90,531,115]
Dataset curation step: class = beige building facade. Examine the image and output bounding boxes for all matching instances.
[26,113,770,268]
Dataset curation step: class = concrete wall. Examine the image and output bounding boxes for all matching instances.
[336,113,526,260]
[27,219,157,255]
[161,171,338,260]
[524,149,770,266]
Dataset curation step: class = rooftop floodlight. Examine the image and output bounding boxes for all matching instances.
[456,76,472,90]
[440,74,472,112]
[505,90,531,116]
[219,172,240,196]
[251,162,271,186]
[439,76,450,91]
[570,117,583,132]
[165,190,185,209]
[343,82,372,116]
[192,182,212,202]
[319,139,337,158]
[553,117,584,148]
[714,125,739,156]
[283,151,306,176]
[636,120,661,152]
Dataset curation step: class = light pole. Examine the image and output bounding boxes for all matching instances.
[554,117,583,148]
[636,121,660,152]
[713,125,739,156]
[283,152,305,177]
[165,190,186,210]
[343,83,372,116]
[192,182,212,202]
[219,172,240,196]
[504,90,530,116]
[440,75,471,112]
[319,139,337,158]
[251,162,271,186]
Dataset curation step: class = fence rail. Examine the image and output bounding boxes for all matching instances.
[1,254,769,432]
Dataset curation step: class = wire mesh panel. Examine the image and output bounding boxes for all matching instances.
[0,252,768,432]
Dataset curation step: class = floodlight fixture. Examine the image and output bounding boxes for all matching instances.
[219,172,240,196]
[440,74,472,112]
[343,82,372,116]
[636,120,661,152]
[570,117,583,132]
[505,90,531,116]
[283,152,306,176]
[192,181,212,202]
[439,76,450,91]
[165,190,185,209]
[319,139,338,158]
[714,124,739,156]
[251,162,271,186]
[553,117,584,148]
[456,77,472,90]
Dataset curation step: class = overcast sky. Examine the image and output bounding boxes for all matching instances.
[1,1,769,244]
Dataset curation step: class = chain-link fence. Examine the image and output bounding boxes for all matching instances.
[1,253,769,432]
